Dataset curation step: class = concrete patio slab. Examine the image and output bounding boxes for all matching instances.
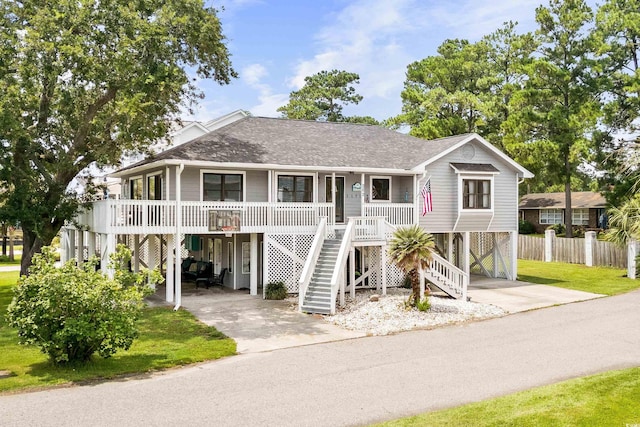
[150,284,365,354]
[467,277,605,313]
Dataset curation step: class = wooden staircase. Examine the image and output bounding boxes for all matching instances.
[300,239,341,315]
[425,252,468,300]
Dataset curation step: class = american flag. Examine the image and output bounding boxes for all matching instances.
[421,179,433,215]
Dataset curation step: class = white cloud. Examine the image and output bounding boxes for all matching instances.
[242,63,268,86]
[287,0,559,121]
[241,63,287,117]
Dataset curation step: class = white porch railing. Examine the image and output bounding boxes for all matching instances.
[75,200,335,234]
[352,216,387,241]
[363,203,415,226]
[331,218,355,314]
[298,218,328,310]
[426,252,468,300]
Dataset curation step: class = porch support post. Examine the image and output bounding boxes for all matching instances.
[360,173,366,217]
[250,233,258,296]
[340,264,345,307]
[133,234,140,273]
[267,170,272,203]
[101,233,116,278]
[148,235,158,270]
[331,172,336,214]
[174,164,184,310]
[413,174,419,225]
[350,247,356,299]
[462,231,470,276]
[166,234,174,303]
[509,231,518,281]
[492,233,499,278]
[381,244,387,296]
[447,233,454,263]
[76,230,84,268]
[62,228,73,263]
[87,232,96,260]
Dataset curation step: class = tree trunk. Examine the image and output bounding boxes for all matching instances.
[409,268,420,306]
[564,155,573,239]
[21,229,43,276]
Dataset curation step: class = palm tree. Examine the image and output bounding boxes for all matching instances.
[606,196,640,246]
[388,225,435,307]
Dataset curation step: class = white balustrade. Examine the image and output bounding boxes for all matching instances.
[76,200,334,234]
[426,252,468,300]
[363,203,415,226]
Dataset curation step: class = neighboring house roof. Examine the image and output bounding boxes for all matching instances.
[519,191,607,209]
[114,117,534,178]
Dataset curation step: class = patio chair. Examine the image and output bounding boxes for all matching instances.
[194,262,213,289]
[208,268,227,288]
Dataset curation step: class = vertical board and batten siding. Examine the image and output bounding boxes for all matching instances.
[418,141,520,233]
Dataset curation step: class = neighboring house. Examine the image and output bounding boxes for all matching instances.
[63,117,533,314]
[519,191,608,234]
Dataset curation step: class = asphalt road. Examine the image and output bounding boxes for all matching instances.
[1,290,639,427]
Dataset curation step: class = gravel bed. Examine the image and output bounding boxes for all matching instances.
[290,288,506,336]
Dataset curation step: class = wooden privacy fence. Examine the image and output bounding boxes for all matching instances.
[518,233,627,269]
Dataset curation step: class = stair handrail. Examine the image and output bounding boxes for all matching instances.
[298,217,327,310]
[427,252,468,300]
[329,218,355,314]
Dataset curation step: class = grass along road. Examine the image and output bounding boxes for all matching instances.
[378,366,640,426]
[0,271,236,393]
[518,259,636,295]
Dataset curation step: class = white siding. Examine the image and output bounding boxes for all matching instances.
[418,141,520,233]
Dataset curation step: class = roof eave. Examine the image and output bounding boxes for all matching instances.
[111,159,417,177]
[412,133,535,178]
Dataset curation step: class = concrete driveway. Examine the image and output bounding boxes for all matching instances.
[152,277,604,355]
[467,276,604,313]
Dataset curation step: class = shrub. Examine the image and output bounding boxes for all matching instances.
[6,245,161,365]
[416,297,431,312]
[265,281,287,300]
[518,219,535,234]
[547,223,566,235]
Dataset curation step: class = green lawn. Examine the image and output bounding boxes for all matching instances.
[0,271,236,393]
[378,367,640,426]
[518,259,638,295]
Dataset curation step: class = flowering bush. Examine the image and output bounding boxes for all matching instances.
[6,245,161,364]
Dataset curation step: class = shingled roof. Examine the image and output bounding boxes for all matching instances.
[116,117,531,176]
[519,191,606,209]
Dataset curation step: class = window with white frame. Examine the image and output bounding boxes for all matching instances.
[540,209,563,225]
[147,174,162,200]
[129,177,143,200]
[462,179,491,209]
[370,177,391,201]
[572,208,589,225]
[203,173,243,201]
[277,175,313,202]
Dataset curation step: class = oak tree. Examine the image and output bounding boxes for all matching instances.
[0,0,236,274]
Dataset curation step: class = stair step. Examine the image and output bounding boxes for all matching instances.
[301,304,331,315]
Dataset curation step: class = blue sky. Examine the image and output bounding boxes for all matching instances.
[191,0,599,123]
